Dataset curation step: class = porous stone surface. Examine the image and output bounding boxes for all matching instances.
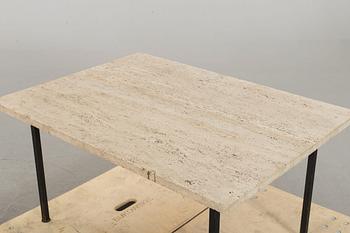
[1,53,350,211]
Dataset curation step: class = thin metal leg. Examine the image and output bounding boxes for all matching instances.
[31,126,51,223]
[209,208,220,233]
[300,150,317,233]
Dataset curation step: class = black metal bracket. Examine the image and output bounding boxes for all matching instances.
[31,126,51,223]
[209,208,220,233]
[300,150,318,233]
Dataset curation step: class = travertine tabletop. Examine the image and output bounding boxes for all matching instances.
[1,53,350,212]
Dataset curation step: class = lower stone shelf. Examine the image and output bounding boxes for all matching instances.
[176,186,350,233]
[1,167,349,233]
[0,167,206,233]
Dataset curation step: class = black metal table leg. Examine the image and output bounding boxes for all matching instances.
[300,150,318,233]
[209,208,220,233]
[31,126,51,223]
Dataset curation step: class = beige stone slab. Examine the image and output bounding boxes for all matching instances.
[176,186,350,233]
[0,166,206,233]
[0,53,350,211]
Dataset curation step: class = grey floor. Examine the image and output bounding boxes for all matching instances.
[1,0,350,224]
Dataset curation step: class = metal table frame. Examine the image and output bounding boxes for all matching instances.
[31,125,318,233]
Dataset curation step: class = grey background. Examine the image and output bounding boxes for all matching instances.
[0,0,349,223]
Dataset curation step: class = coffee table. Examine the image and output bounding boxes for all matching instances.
[1,53,350,233]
